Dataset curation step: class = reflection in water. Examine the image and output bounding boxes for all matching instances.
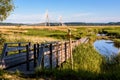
[94,40,120,60]
[97,34,106,36]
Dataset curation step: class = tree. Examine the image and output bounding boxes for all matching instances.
[0,0,14,21]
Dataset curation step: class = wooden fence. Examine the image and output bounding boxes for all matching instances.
[0,42,33,69]
[37,41,70,69]
[0,37,89,71]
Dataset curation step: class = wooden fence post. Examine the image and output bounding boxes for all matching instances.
[68,29,73,69]
[41,44,44,69]
[61,42,64,67]
[37,44,39,58]
[26,45,30,71]
[37,44,44,68]
[56,43,59,67]
[61,43,63,65]
[50,43,53,69]
[1,43,8,57]
[28,42,31,46]
[34,44,37,67]
[65,42,67,61]
[4,44,8,56]
[18,43,21,54]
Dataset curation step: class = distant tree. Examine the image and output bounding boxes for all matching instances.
[0,0,14,21]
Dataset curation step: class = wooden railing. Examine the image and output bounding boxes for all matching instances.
[0,42,32,69]
[0,37,89,71]
[36,41,70,69]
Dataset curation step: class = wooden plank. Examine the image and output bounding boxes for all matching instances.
[3,52,31,60]
[2,53,34,69]
[4,56,33,66]
[5,57,27,67]
[41,51,44,68]
[50,43,52,69]
[18,43,21,54]
[37,44,40,58]
[7,46,26,47]
[44,55,50,68]
[56,43,59,67]
[6,46,26,52]
[5,42,30,44]
[52,45,57,68]
[26,45,30,71]
[33,44,37,67]
[1,42,31,59]
[4,59,33,70]
[58,44,61,65]
[1,43,8,58]
[37,44,44,67]
[4,53,33,63]
[65,42,67,61]
[61,43,63,64]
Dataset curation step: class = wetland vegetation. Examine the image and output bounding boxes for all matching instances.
[1,26,120,79]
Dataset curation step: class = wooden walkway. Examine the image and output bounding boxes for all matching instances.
[0,37,89,73]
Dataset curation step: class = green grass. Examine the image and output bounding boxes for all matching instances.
[72,44,103,72]
[101,27,120,38]
[23,27,100,40]
[24,29,67,40]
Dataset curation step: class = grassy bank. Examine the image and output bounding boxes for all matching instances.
[100,27,120,39]
[35,44,120,80]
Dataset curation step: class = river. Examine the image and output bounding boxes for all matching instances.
[94,39,120,59]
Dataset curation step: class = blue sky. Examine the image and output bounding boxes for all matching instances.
[4,0,120,23]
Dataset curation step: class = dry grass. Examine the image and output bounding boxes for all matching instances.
[0,28,28,35]
[1,25,120,33]
[1,74,22,80]
[0,26,77,32]
[1,25,120,43]
[0,26,69,46]
[3,34,58,43]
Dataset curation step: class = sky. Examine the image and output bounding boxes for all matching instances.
[4,0,120,23]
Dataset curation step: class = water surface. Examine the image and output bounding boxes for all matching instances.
[94,40,120,58]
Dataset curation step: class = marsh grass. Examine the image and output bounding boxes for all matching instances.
[101,27,120,38]
[1,26,120,79]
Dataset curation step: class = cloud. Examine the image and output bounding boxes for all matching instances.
[62,12,93,22]
[4,12,62,23]
[80,16,120,23]
[3,12,120,23]
[4,14,45,23]
[63,13,120,23]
